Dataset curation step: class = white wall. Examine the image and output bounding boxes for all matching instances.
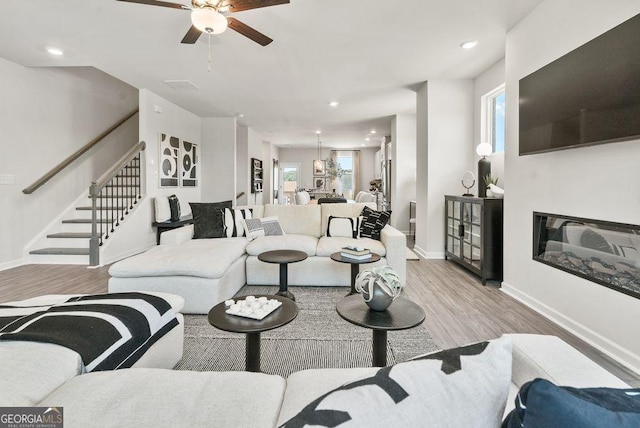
[390,115,417,233]
[278,147,329,191]
[415,80,474,258]
[0,61,139,269]
[236,126,249,205]
[278,147,376,196]
[262,141,279,204]
[473,59,505,195]
[357,147,378,193]
[201,117,237,203]
[102,89,203,264]
[502,0,640,372]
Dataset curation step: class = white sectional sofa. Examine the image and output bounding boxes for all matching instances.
[10,334,630,427]
[109,203,406,314]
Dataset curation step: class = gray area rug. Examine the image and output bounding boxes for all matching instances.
[175,285,439,377]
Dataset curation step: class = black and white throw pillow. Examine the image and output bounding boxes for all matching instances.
[242,218,265,241]
[189,201,232,239]
[280,337,512,428]
[262,217,285,236]
[359,206,391,240]
[327,216,361,238]
[224,208,253,237]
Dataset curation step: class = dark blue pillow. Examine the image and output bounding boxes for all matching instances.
[502,378,640,428]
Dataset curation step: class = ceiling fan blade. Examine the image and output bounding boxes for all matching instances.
[117,0,187,10]
[227,17,273,46]
[181,25,202,44]
[224,0,289,13]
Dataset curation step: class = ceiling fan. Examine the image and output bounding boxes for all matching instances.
[117,0,289,46]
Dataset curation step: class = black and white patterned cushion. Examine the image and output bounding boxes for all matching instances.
[262,217,285,236]
[224,208,253,237]
[242,218,265,241]
[279,337,512,428]
[359,206,391,240]
[326,216,361,238]
[241,216,284,241]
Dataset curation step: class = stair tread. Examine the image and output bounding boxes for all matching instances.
[47,233,92,238]
[62,219,111,224]
[30,248,90,255]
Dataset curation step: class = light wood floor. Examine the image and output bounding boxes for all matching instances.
[1,257,638,386]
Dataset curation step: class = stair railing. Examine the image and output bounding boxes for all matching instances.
[22,109,139,195]
[89,141,146,266]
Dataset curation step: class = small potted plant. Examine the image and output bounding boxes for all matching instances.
[484,175,500,197]
[355,266,402,311]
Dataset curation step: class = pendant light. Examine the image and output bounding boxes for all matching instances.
[313,134,325,175]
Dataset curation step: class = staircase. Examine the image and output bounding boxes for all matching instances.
[28,142,145,266]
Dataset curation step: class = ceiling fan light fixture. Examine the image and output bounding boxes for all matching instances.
[191,7,228,34]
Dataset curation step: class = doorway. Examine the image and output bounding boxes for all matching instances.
[279,162,301,204]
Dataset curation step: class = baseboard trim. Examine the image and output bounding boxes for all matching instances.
[412,245,427,258]
[501,282,640,376]
[412,246,445,259]
[0,258,25,272]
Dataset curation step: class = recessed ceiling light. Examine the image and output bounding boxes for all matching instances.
[365,137,370,142]
[237,113,245,118]
[46,47,64,56]
[370,129,377,134]
[361,143,366,147]
[460,40,478,49]
[315,130,322,134]
[328,101,339,108]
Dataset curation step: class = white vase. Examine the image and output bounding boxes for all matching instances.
[486,188,494,198]
[335,179,343,196]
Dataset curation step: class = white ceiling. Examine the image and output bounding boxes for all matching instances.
[0,0,542,149]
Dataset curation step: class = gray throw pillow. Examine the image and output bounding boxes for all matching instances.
[189,201,232,239]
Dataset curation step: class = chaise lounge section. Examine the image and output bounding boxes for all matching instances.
[108,203,405,314]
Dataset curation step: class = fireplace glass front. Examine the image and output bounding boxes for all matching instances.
[533,212,640,299]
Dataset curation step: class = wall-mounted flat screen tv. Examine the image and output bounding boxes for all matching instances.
[519,13,640,156]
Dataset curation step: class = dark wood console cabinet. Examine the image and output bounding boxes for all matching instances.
[444,195,503,284]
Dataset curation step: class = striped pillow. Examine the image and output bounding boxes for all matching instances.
[224,208,253,237]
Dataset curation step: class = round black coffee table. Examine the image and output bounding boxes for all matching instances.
[258,250,308,301]
[208,295,298,372]
[336,295,425,367]
[330,252,382,295]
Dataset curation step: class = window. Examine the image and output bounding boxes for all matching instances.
[337,154,353,199]
[482,84,506,153]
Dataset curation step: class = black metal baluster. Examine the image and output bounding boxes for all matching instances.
[107,178,116,233]
[124,163,129,212]
[136,154,141,202]
[99,187,104,246]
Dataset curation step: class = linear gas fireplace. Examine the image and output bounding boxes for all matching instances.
[533,212,640,299]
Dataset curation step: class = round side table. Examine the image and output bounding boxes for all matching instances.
[336,295,425,367]
[330,252,381,295]
[208,294,298,372]
[258,250,308,301]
